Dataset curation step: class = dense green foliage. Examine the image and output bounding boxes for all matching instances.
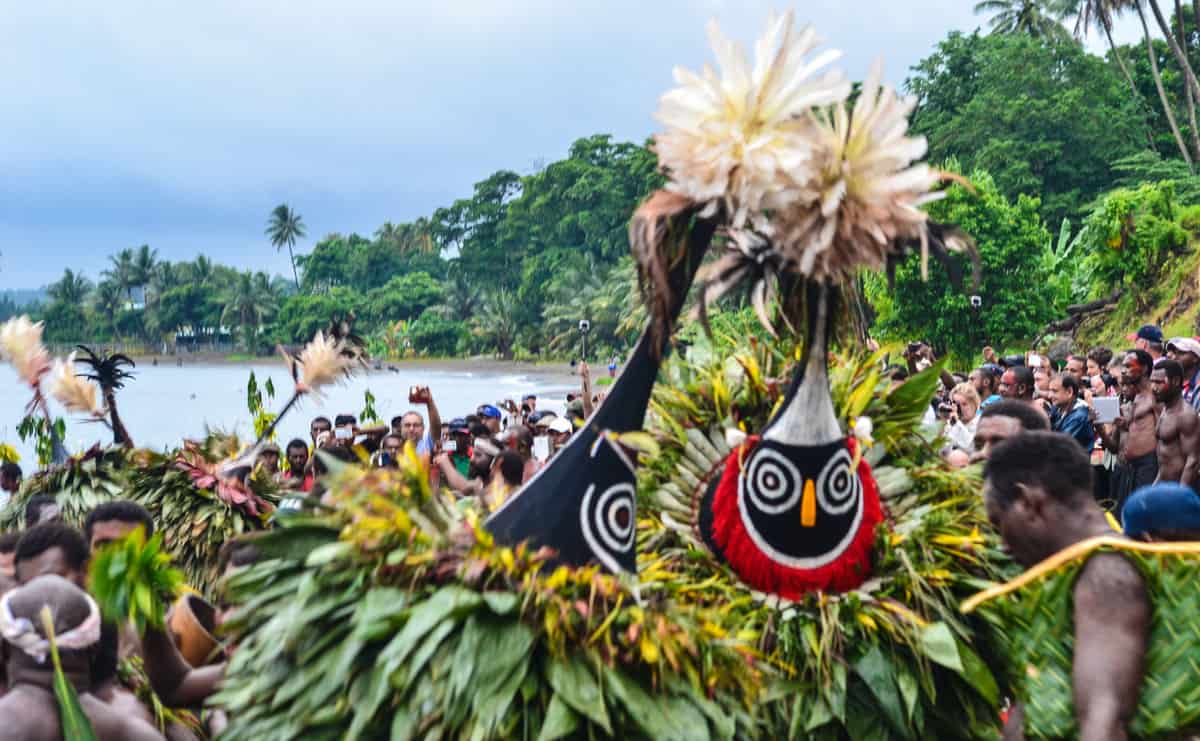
[22,6,1200,360]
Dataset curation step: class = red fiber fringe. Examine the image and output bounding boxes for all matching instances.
[709,435,882,599]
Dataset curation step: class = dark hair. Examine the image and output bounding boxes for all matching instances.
[92,619,120,685]
[1126,349,1154,373]
[286,438,308,454]
[1156,358,1184,382]
[1087,347,1113,368]
[1147,340,1164,354]
[84,501,154,543]
[311,416,331,427]
[1099,372,1118,391]
[334,414,356,427]
[496,450,525,488]
[979,399,1051,432]
[390,415,404,428]
[15,523,89,572]
[984,432,1093,510]
[1008,366,1035,394]
[0,531,20,554]
[886,365,909,381]
[469,423,491,439]
[0,462,20,480]
[1056,373,1081,398]
[24,495,58,529]
[464,414,481,426]
[217,537,261,572]
[312,445,357,476]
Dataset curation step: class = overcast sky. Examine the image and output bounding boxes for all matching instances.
[0,1,1140,289]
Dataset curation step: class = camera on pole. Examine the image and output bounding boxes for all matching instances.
[578,320,591,361]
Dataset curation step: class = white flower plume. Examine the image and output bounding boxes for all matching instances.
[653,11,849,229]
[0,315,52,388]
[294,331,354,397]
[50,353,104,418]
[774,60,941,280]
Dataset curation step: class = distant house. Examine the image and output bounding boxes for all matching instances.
[124,285,146,311]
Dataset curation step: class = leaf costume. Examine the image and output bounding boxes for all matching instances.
[963,537,1200,740]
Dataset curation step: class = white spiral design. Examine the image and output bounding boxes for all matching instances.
[744,447,803,515]
[580,482,637,573]
[816,448,859,516]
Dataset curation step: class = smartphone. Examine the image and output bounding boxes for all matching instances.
[444,439,458,453]
[1093,396,1120,424]
[408,386,421,403]
[335,427,352,440]
[532,436,550,462]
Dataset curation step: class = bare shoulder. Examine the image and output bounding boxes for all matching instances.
[0,688,60,740]
[81,693,167,741]
[1074,551,1149,620]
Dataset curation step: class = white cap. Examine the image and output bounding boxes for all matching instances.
[547,417,573,434]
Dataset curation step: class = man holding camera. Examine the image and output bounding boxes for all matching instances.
[392,385,442,455]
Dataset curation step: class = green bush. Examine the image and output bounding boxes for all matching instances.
[1080,181,1187,288]
[409,311,468,356]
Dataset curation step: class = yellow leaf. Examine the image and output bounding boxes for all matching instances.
[499,548,515,571]
[544,566,569,591]
[857,613,878,631]
[640,636,659,663]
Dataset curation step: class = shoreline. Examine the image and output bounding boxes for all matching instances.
[129,354,583,383]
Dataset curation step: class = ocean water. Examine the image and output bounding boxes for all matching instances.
[0,360,576,464]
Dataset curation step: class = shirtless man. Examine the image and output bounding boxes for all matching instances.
[0,574,165,740]
[1149,359,1199,486]
[1098,350,1159,513]
[985,434,1149,740]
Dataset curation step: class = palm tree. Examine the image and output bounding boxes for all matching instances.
[75,345,136,447]
[92,281,125,340]
[103,248,136,304]
[188,255,215,285]
[974,0,1074,41]
[434,272,482,322]
[130,244,158,290]
[266,204,306,290]
[473,290,520,359]
[1146,0,1200,108]
[1135,1,1196,169]
[47,269,93,305]
[221,271,278,351]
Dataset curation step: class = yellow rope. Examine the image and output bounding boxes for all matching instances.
[961,536,1200,613]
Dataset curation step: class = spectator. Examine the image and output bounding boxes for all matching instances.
[1148,359,1199,487]
[1086,346,1113,378]
[445,419,472,477]
[377,434,404,468]
[334,414,357,446]
[969,364,1002,408]
[83,500,155,553]
[546,416,573,456]
[13,522,89,587]
[971,399,1051,462]
[1098,349,1159,515]
[0,462,20,505]
[1128,324,1164,362]
[257,443,280,476]
[1165,337,1200,412]
[500,425,539,482]
[490,450,526,509]
[23,495,61,529]
[1065,353,1086,378]
[434,436,500,498]
[282,438,312,491]
[565,399,586,429]
[1033,367,1051,400]
[943,383,981,456]
[0,531,18,580]
[999,366,1036,405]
[309,416,332,447]
[1049,373,1095,452]
[478,405,502,434]
[392,385,442,455]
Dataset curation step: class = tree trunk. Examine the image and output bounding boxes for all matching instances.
[1140,4,1195,167]
[1150,0,1200,104]
[1105,20,1160,150]
[106,390,133,448]
[287,243,299,291]
[1177,0,1200,162]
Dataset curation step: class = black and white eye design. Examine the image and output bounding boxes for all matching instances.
[580,482,637,574]
[744,447,803,514]
[816,448,859,516]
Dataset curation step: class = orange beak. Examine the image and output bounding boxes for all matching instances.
[801,478,816,527]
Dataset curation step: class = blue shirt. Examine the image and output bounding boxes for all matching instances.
[1052,403,1095,452]
[981,394,1002,409]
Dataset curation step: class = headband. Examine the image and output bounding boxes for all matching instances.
[0,588,101,664]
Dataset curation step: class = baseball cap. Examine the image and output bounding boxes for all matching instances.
[566,399,585,418]
[1127,324,1164,343]
[1167,337,1200,357]
[447,417,470,434]
[480,405,502,419]
[522,393,537,401]
[547,417,572,434]
[979,363,1004,377]
[530,410,557,427]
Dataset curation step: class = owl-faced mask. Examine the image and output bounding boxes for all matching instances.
[698,286,882,598]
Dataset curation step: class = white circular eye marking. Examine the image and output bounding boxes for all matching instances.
[580,482,637,574]
[816,448,859,516]
[743,447,803,515]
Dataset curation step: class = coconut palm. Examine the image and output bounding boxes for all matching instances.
[47,269,93,305]
[974,0,1074,41]
[187,255,215,286]
[92,281,125,340]
[1146,0,1200,108]
[266,204,306,290]
[103,248,136,304]
[1134,1,1195,169]
[433,272,482,322]
[130,244,158,291]
[74,345,136,446]
[473,290,519,359]
[221,271,278,351]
